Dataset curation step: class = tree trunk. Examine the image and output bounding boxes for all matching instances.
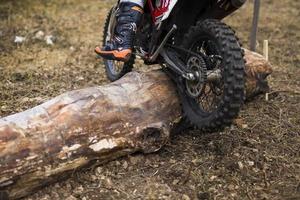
[0,50,272,200]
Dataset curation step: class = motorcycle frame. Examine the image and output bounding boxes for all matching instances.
[110,0,247,80]
[114,0,246,64]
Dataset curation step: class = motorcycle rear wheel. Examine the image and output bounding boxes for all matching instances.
[179,19,245,131]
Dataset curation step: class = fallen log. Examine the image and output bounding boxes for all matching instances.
[0,50,272,199]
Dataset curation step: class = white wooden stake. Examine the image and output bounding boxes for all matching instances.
[263,40,269,61]
[265,92,269,101]
[263,40,269,101]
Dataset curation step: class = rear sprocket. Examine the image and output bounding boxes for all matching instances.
[185,55,207,98]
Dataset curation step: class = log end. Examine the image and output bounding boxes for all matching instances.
[137,122,170,154]
[244,49,273,99]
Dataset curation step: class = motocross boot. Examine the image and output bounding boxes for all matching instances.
[95,2,143,62]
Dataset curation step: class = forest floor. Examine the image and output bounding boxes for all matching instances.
[0,0,299,199]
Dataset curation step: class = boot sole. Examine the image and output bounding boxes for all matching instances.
[95,47,132,62]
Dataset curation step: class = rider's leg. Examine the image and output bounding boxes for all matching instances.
[95,0,145,62]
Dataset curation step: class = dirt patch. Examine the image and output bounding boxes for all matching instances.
[0,0,299,199]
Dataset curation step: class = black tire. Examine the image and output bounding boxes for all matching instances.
[179,19,245,131]
[102,7,135,82]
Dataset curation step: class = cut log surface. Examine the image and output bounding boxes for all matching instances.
[0,50,272,199]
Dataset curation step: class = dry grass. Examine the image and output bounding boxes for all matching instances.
[0,0,299,199]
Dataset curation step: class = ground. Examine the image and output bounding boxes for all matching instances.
[0,0,299,199]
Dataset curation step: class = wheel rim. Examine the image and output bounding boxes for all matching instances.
[188,36,224,114]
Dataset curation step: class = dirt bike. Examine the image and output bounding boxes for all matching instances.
[101,0,246,130]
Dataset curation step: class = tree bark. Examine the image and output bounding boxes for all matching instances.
[0,50,272,200]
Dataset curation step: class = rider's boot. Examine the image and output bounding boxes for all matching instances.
[95,2,143,62]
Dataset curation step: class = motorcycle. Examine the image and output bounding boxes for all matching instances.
[101,0,246,130]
